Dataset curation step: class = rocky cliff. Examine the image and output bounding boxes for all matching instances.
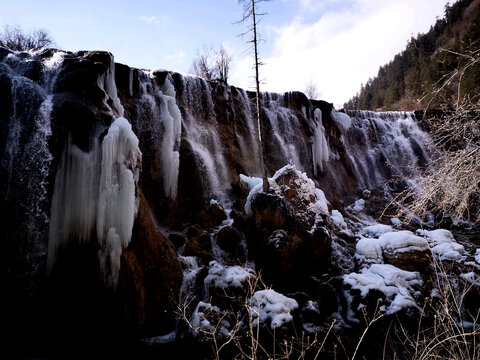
[1,48,477,359]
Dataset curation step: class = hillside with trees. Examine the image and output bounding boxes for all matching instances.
[344,0,480,110]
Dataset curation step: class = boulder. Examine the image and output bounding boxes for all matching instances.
[246,165,332,288]
[216,225,242,256]
[185,231,213,262]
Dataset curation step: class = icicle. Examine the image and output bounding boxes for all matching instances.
[312,108,330,175]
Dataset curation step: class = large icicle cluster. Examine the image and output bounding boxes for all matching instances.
[48,117,141,288]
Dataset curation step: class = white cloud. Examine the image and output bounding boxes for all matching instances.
[140,15,160,24]
[230,0,450,107]
[139,15,171,27]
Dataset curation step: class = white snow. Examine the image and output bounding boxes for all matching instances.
[331,209,347,230]
[343,263,423,314]
[417,229,465,261]
[353,199,365,212]
[355,230,428,267]
[249,289,299,329]
[190,301,231,338]
[378,231,429,254]
[475,249,480,265]
[355,237,384,265]
[391,217,402,227]
[362,224,393,237]
[460,272,480,286]
[204,261,255,292]
[245,164,329,220]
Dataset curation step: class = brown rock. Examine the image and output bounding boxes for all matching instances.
[185,232,212,261]
[383,249,431,272]
[216,225,242,256]
[117,190,182,335]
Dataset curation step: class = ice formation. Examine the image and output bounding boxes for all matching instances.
[333,111,352,131]
[312,108,330,174]
[96,117,141,286]
[138,71,182,199]
[249,289,299,329]
[48,117,141,288]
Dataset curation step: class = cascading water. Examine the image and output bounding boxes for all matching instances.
[180,75,231,206]
[233,89,262,177]
[338,110,431,191]
[1,50,65,285]
[262,93,306,172]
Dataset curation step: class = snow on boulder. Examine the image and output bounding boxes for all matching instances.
[416,229,465,262]
[249,289,299,329]
[362,224,393,238]
[204,261,255,292]
[343,264,423,315]
[354,230,431,271]
[244,164,329,219]
[379,231,429,254]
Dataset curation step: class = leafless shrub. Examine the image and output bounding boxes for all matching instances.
[395,256,480,360]
[0,25,53,51]
[304,79,320,100]
[191,46,216,81]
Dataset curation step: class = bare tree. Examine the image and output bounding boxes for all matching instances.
[0,25,53,51]
[190,46,215,81]
[305,78,320,100]
[214,45,233,83]
[239,0,270,192]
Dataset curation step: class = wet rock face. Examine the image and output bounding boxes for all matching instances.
[117,191,182,335]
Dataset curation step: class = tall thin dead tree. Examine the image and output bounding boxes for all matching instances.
[238,0,270,192]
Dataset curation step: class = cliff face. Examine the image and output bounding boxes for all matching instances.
[0,48,435,356]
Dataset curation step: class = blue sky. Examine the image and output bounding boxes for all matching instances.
[0,0,450,106]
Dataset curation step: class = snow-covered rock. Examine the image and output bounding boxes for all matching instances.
[344,264,423,315]
[204,261,255,291]
[249,289,299,329]
[417,229,465,262]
